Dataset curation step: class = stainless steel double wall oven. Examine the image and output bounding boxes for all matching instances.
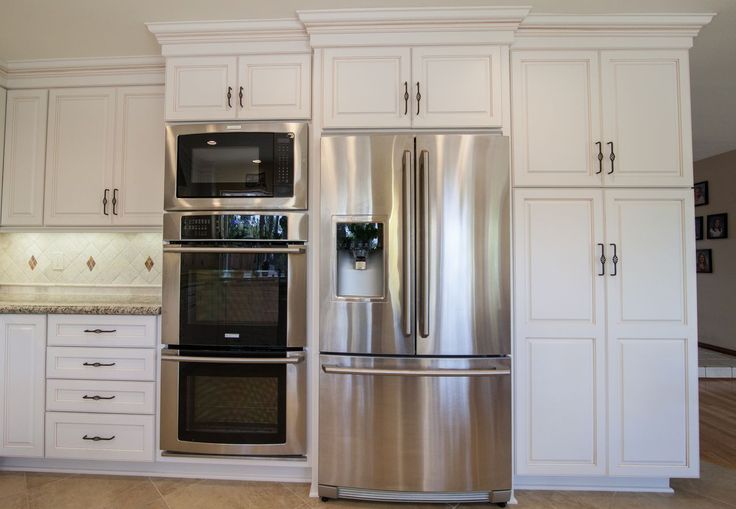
[161,122,308,457]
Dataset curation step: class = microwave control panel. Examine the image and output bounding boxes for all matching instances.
[273,133,294,197]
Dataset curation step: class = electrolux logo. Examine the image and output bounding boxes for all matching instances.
[224,333,240,339]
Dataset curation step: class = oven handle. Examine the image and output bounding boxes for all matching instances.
[163,246,305,255]
[321,365,510,377]
[162,353,304,364]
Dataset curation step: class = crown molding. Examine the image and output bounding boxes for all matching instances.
[514,13,715,49]
[297,6,532,47]
[146,19,310,56]
[3,55,165,89]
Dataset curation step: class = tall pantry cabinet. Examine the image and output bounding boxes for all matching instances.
[511,34,701,480]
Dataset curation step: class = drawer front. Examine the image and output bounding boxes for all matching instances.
[46,379,155,414]
[46,347,156,381]
[45,412,154,462]
[48,315,157,348]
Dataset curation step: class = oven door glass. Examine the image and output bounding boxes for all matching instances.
[179,251,288,348]
[179,360,286,445]
[177,132,274,198]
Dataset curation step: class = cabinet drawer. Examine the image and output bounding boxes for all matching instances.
[45,412,154,462]
[46,379,155,414]
[48,315,157,348]
[46,347,156,381]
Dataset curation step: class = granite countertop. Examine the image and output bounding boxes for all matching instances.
[0,294,162,315]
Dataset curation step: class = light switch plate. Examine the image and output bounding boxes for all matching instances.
[52,252,64,271]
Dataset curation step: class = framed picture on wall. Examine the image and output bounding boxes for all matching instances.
[695,216,703,240]
[697,249,713,273]
[694,181,709,206]
[707,213,728,239]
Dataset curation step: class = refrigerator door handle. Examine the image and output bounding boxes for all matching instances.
[418,149,430,338]
[402,149,414,337]
[321,364,510,377]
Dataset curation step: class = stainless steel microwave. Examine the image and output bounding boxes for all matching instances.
[165,122,308,211]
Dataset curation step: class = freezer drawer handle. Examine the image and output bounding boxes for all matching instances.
[83,435,115,442]
[162,354,304,364]
[163,246,305,254]
[321,365,510,377]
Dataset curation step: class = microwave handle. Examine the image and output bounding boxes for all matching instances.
[162,353,304,364]
[163,245,305,255]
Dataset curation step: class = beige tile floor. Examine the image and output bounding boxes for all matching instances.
[0,462,735,509]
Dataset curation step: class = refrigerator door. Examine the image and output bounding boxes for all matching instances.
[415,135,510,356]
[318,354,511,499]
[320,135,416,355]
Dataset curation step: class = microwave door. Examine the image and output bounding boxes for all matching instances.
[414,135,511,357]
[319,135,415,356]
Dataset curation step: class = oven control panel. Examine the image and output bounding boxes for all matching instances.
[181,214,288,240]
[273,134,294,198]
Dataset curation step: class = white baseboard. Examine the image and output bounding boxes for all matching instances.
[513,474,672,493]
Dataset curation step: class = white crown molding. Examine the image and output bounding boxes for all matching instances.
[514,13,715,49]
[297,6,532,47]
[146,19,311,56]
[3,55,165,89]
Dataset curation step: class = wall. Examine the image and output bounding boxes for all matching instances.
[0,232,162,289]
[694,149,736,351]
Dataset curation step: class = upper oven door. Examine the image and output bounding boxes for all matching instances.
[162,244,307,349]
[165,122,308,211]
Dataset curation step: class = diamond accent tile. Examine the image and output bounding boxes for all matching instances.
[28,255,38,271]
[86,256,96,271]
[144,256,155,272]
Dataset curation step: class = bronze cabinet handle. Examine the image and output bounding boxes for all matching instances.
[83,329,117,334]
[102,189,109,215]
[112,189,118,215]
[83,361,116,367]
[416,82,421,115]
[226,86,233,108]
[403,81,409,115]
[607,141,616,174]
[610,243,619,276]
[597,243,606,276]
[595,142,603,174]
[83,435,115,441]
[83,394,116,400]
[239,86,244,108]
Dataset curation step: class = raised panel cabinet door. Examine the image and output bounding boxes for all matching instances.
[513,189,607,476]
[601,50,692,187]
[511,51,602,187]
[1,89,48,226]
[237,54,311,120]
[0,315,46,457]
[165,56,238,121]
[323,47,412,128]
[44,88,116,226]
[412,46,502,128]
[113,86,165,226]
[605,189,698,477]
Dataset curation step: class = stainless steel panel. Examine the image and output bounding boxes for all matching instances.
[163,210,308,242]
[318,354,511,493]
[160,350,306,456]
[320,135,415,355]
[165,122,308,211]
[415,135,510,356]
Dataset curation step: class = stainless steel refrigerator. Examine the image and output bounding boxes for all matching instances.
[318,134,511,506]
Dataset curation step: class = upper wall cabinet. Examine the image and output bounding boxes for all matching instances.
[512,50,692,188]
[165,54,311,121]
[1,90,49,226]
[323,46,503,129]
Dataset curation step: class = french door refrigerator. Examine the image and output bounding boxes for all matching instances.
[319,134,511,506]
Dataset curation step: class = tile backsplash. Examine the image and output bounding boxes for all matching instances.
[0,232,162,287]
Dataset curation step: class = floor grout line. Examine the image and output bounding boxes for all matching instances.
[148,477,172,509]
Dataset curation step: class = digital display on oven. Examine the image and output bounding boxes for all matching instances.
[181,215,288,240]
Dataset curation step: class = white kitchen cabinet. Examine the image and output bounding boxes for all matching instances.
[323,47,412,128]
[165,54,311,121]
[47,314,158,348]
[1,89,49,226]
[514,188,698,478]
[412,46,502,128]
[46,347,156,381]
[513,189,607,476]
[512,49,692,188]
[0,87,5,212]
[237,54,311,119]
[323,46,503,129]
[0,315,46,458]
[113,86,165,226]
[44,88,116,226]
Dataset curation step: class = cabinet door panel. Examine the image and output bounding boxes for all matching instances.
[323,47,411,128]
[512,51,602,187]
[601,51,691,187]
[513,189,606,476]
[0,315,46,458]
[165,56,237,121]
[605,189,698,477]
[2,90,48,226]
[113,86,165,226]
[412,46,502,128]
[237,54,311,119]
[44,88,116,226]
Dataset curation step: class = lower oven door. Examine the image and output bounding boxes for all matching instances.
[318,355,511,499]
[161,350,306,456]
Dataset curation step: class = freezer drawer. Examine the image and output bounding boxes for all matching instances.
[318,355,511,501]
